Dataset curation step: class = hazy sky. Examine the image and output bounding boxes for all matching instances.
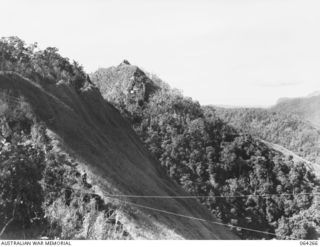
[1,0,320,107]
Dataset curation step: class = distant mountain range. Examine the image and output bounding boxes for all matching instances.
[272,92,320,128]
[307,91,320,98]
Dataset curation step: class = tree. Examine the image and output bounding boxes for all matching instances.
[0,143,45,236]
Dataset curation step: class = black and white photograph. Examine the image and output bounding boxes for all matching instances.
[0,0,319,244]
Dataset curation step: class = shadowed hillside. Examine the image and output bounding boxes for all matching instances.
[0,72,236,239]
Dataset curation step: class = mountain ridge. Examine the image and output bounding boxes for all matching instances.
[91,62,320,240]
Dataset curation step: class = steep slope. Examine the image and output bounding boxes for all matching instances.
[0,72,236,239]
[272,93,320,128]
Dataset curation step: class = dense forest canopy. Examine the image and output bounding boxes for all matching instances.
[92,63,320,239]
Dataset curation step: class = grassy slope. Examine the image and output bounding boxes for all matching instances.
[0,72,237,239]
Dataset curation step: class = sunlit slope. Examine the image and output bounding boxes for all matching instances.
[0,72,237,239]
[261,140,320,177]
[214,106,320,166]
